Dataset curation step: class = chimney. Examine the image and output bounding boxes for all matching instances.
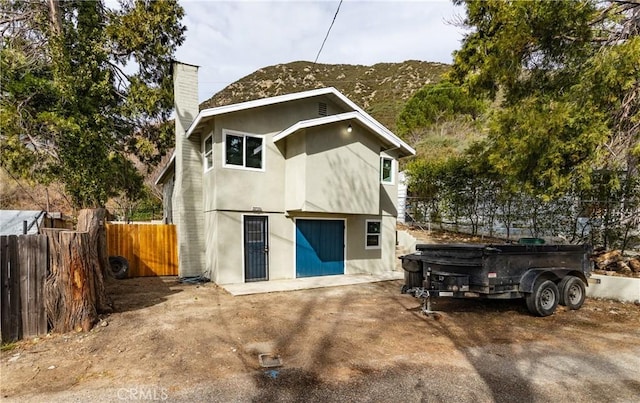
[171,61,206,279]
[172,61,199,141]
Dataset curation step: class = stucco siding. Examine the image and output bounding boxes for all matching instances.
[380,149,401,216]
[345,215,397,275]
[284,132,307,211]
[303,124,380,215]
[210,212,294,285]
[207,210,398,284]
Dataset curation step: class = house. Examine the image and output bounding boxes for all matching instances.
[156,62,415,284]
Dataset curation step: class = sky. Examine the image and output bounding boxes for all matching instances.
[172,0,467,102]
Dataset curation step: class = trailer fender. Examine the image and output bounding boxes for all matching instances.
[519,268,588,293]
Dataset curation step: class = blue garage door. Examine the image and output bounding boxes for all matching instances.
[296,220,344,277]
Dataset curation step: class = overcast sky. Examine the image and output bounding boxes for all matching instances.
[173,0,467,102]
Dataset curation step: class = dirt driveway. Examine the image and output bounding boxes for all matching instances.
[2,273,640,402]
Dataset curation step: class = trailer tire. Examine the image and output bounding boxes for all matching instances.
[558,276,586,310]
[526,279,559,317]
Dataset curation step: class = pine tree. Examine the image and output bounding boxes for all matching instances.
[1,0,185,207]
[451,0,639,197]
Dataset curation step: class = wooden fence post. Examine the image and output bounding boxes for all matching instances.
[1,235,21,342]
[1,234,48,342]
[18,235,48,338]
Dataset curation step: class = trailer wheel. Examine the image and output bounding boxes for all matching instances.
[526,279,559,317]
[558,276,586,310]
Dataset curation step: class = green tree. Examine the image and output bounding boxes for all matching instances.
[405,158,447,223]
[451,0,639,198]
[0,0,185,208]
[397,80,486,137]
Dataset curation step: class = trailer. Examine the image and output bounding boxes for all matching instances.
[400,243,592,316]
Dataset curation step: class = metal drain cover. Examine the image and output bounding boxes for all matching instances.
[259,353,282,368]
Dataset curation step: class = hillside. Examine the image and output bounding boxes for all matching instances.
[201,60,450,131]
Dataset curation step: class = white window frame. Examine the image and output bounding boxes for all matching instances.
[365,219,382,250]
[203,133,213,172]
[380,157,394,184]
[222,129,266,172]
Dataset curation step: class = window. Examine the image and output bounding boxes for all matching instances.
[381,157,393,184]
[223,130,264,170]
[365,220,381,249]
[203,134,213,171]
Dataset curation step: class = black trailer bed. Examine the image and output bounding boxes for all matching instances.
[400,243,592,315]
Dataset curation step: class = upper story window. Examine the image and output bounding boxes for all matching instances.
[223,129,265,171]
[203,134,213,171]
[380,157,394,184]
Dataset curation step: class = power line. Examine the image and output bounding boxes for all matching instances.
[313,0,343,64]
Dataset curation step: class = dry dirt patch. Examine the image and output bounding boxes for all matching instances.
[2,229,639,400]
[2,274,639,400]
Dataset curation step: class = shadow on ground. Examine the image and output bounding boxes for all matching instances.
[105,275,184,312]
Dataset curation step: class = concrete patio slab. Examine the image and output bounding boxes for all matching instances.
[221,271,404,296]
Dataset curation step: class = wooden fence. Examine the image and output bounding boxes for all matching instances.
[106,223,178,277]
[0,235,48,342]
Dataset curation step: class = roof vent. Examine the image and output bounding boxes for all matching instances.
[318,102,327,116]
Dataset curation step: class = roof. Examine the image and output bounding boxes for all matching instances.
[155,153,175,185]
[0,210,46,235]
[184,87,415,156]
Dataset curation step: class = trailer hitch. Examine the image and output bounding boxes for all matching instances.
[411,288,436,316]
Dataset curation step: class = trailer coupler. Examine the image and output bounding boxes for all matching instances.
[407,287,436,315]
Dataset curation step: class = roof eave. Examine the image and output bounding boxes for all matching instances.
[185,87,340,139]
[274,112,416,157]
[155,153,176,185]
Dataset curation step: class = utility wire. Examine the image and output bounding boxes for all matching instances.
[1,166,48,211]
[313,0,343,64]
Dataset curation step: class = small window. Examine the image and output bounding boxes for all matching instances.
[381,157,393,184]
[203,134,213,171]
[223,130,265,170]
[366,220,381,249]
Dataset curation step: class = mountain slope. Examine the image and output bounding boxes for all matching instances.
[201,60,450,131]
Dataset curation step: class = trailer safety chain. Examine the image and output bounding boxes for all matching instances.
[412,288,429,299]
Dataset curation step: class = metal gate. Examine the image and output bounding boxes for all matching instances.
[244,216,269,282]
[296,219,344,277]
